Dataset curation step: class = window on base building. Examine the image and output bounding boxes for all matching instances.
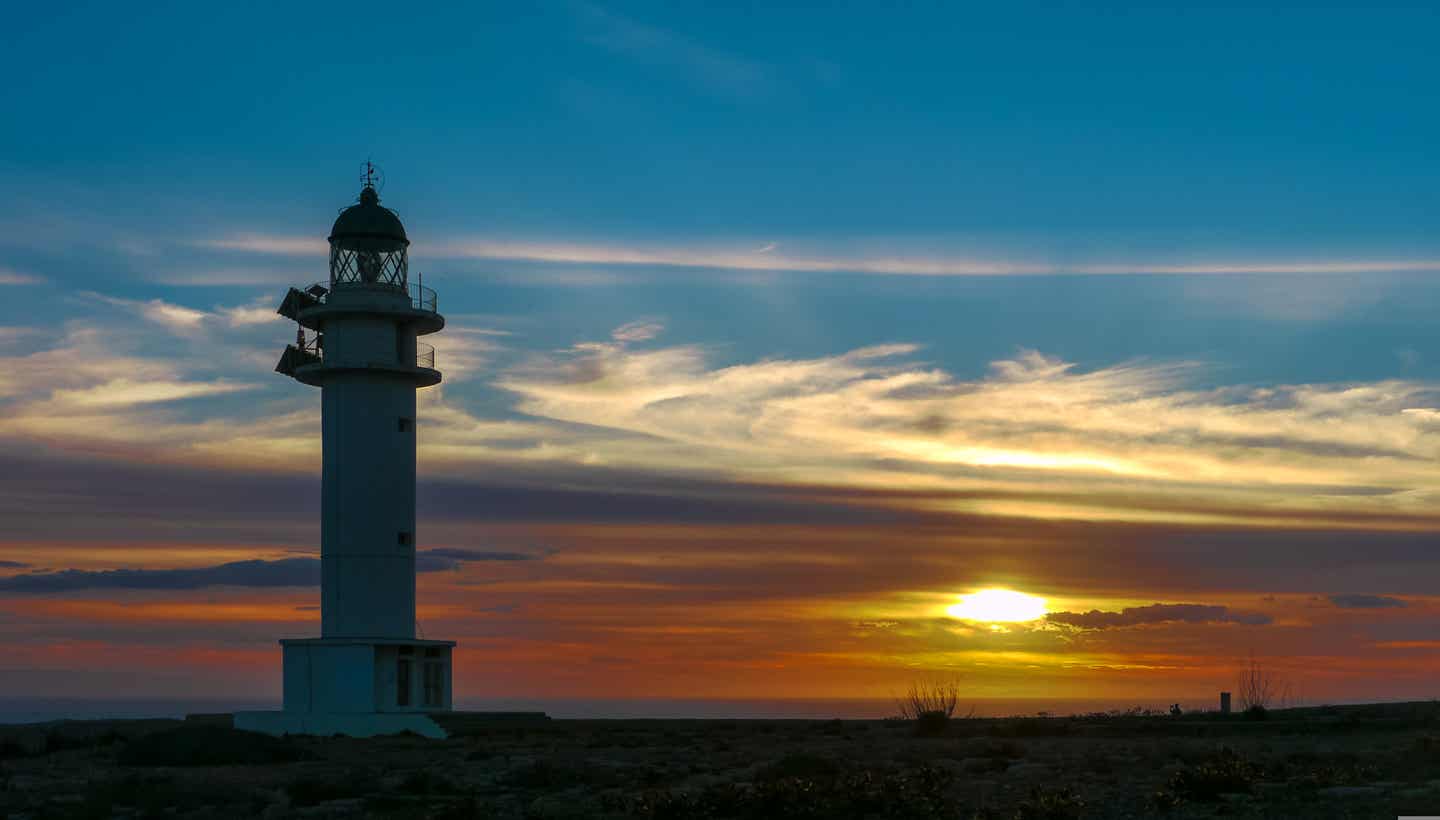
[422,661,444,707]
[397,658,412,707]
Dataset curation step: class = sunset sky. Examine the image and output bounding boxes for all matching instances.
[3,2,1440,711]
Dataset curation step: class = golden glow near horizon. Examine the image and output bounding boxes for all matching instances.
[947,589,1048,623]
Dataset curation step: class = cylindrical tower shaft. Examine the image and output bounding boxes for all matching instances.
[320,372,418,638]
[275,181,443,641]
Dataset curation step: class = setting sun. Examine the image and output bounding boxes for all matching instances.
[946,589,1048,623]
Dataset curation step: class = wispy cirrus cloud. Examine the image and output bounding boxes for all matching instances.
[150,266,316,287]
[84,292,211,333]
[611,320,664,343]
[49,378,258,409]
[85,290,286,333]
[0,300,311,469]
[5,276,1440,545]
[0,266,44,285]
[572,3,771,98]
[8,305,1440,531]
[487,327,1440,527]
[217,298,282,327]
[193,233,1440,278]
[195,234,324,255]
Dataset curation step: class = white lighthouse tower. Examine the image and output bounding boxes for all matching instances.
[237,170,455,738]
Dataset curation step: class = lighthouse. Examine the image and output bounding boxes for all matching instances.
[237,171,455,738]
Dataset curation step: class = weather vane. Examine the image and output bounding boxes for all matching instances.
[360,159,384,193]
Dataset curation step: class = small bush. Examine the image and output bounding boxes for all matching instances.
[1165,748,1260,802]
[1244,704,1268,721]
[1013,785,1085,820]
[913,710,951,738]
[118,726,308,767]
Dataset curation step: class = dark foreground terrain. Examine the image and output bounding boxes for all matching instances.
[4,702,1440,819]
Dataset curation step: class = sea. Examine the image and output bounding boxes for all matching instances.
[0,696,1232,724]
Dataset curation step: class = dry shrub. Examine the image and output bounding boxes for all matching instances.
[1237,651,1293,713]
[895,679,962,721]
[895,678,970,737]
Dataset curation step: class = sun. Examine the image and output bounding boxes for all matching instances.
[946,589,1048,623]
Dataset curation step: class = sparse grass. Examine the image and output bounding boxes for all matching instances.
[607,765,960,819]
[397,768,458,794]
[989,718,1072,738]
[756,751,842,782]
[8,702,1440,819]
[285,769,376,806]
[1289,760,1382,789]
[80,774,181,817]
[504,757,626,789]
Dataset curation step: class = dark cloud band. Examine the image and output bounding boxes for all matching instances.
[1046,603,1271,630]
[1328,593,1406,609]
[0,550,544,593]
[414,548,547,572]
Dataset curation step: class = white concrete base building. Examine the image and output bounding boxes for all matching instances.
[237,175,453,738]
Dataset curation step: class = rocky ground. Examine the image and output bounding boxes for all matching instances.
[3,702,1440,818]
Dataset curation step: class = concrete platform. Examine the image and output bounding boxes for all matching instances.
[234,710,447,738]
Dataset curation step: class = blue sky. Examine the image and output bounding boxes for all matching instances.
[4,1,1439,388]
[4,2,1440,703]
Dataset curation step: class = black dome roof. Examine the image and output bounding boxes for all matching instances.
[328,186,409,247]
